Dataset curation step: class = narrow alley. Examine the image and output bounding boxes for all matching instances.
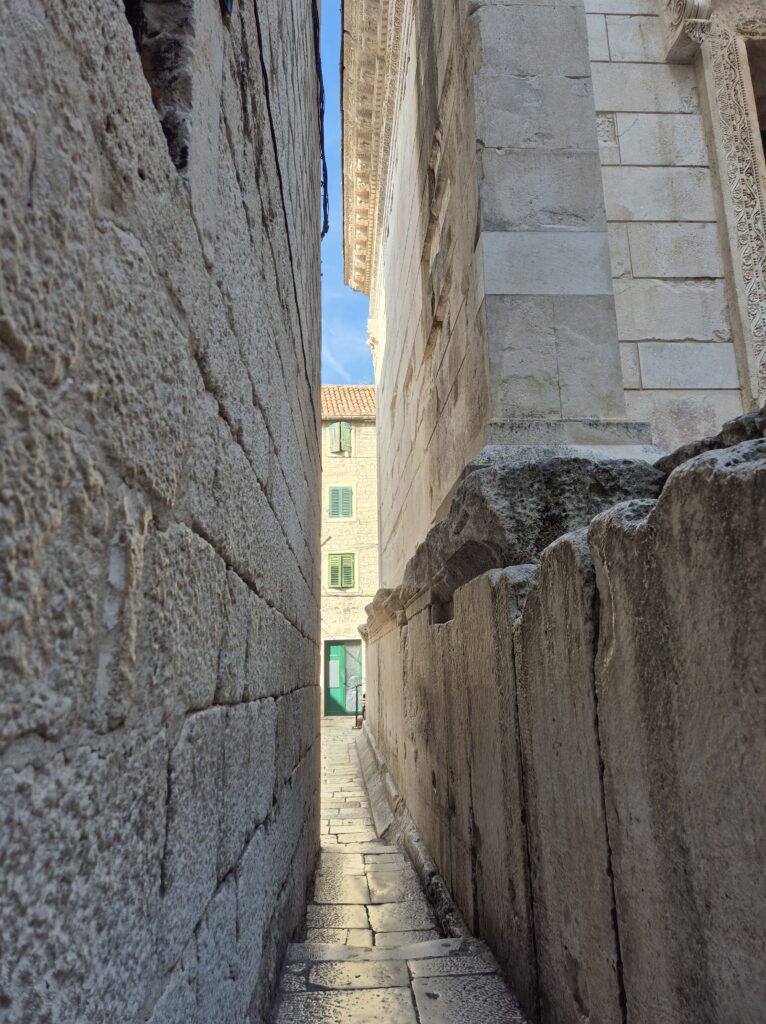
[270,720,527,1022]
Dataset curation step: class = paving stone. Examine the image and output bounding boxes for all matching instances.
[408,955,498,978]
[374,930,442,949]
[306,904,369,929]
[367,869,425,904]
[368,901,438,933]
[412,974,527,1023]
[308,960,410,990]
[285,938,468,964]
[272,988,418,1024]
[272,722,526,1020]
[313,873,371,905]
[305,928,348,944]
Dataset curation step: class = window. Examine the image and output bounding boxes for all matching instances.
[328,420,352,454]
[328,554,355,589]
[328,486,353,518]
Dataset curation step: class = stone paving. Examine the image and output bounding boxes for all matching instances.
[270,718,527,1022]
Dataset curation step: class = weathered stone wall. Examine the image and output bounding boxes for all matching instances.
[364,418,766,1022]
[0,1,321,1021]
[369,0,490,586]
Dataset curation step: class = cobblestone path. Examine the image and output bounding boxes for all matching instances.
[271,719,526,1022]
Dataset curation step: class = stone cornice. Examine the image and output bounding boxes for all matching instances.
[342,0,406,296]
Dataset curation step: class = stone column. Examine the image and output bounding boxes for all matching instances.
[472,0,653,447]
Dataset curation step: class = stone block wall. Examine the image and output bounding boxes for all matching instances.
[0,1,321,1021]
[586,0,745,447]
[364,421,766,1022]
[366,0,490,586]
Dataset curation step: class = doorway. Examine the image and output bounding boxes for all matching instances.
[324,640,362,716]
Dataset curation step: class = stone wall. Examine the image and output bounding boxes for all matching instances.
[586,0,745,446]
[0,1,321,1021]
[363,414,766,1023]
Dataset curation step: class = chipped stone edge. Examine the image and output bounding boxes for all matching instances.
[354,725,472,940]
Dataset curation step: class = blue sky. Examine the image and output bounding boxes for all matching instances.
[320,1,373,384]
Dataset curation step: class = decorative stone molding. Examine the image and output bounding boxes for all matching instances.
[660,0,712,58]
[708,15,766,400]
[342,0,407,296]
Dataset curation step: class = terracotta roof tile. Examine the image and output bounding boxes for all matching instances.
[321,384,376,420]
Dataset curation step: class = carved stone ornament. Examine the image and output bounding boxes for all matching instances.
[342,0,408,296]
[706,7,766,400]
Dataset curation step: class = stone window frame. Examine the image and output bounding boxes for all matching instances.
[660,2,766,406]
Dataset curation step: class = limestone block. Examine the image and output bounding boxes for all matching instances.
[592,62,698,113]
[476,4,590,77]
[588,441,766,1021]
[627,223,724,279]
[620,342,641,389]
[638,342,739,390]
[585,0,656,12]
[613,279,729,341]
[481,150,607,232]
[608,223,631,277]
[215,570,254,705]
[140,525,227,725]
[81,221,197,505]
[218,699,277,879]
[602,167,717,221]
[605,15,665,62]
[515,531,623,1024]
[624,389,744,451]
[597,114,620,165]
[553,295,627,419]
[146,941,198,1024]
[482,231,613,296]
[449,568,539,1012]
[196,876,241,1024]
[475,75,598,151]
[586,14,610,61]
[398,447,664,606]
[486,295,564,419]
[161,708,223,970]
[0,369,111,751]
[615,112,708,167]
[0,734,165,1024]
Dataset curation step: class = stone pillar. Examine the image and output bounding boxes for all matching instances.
[472,0,652,447]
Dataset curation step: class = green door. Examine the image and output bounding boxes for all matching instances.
[324,641,362,716]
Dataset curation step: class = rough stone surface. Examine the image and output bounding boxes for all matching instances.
[364,411,766,1024]
[515,532,623,1023]
[397,448,664,606]
[589,439,766,1023]
[0,0,321,1018]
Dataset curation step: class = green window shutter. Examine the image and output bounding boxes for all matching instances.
[328,422,341,453]
[341,554,355,589]
[328,554,342,588]
[340,421,352,452]
[328,487,353,518]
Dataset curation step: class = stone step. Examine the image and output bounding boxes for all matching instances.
[285,936,489,964]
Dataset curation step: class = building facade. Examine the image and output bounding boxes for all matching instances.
[320,385,378,717]
[343,0,766,585]
[1,2,321,1020]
